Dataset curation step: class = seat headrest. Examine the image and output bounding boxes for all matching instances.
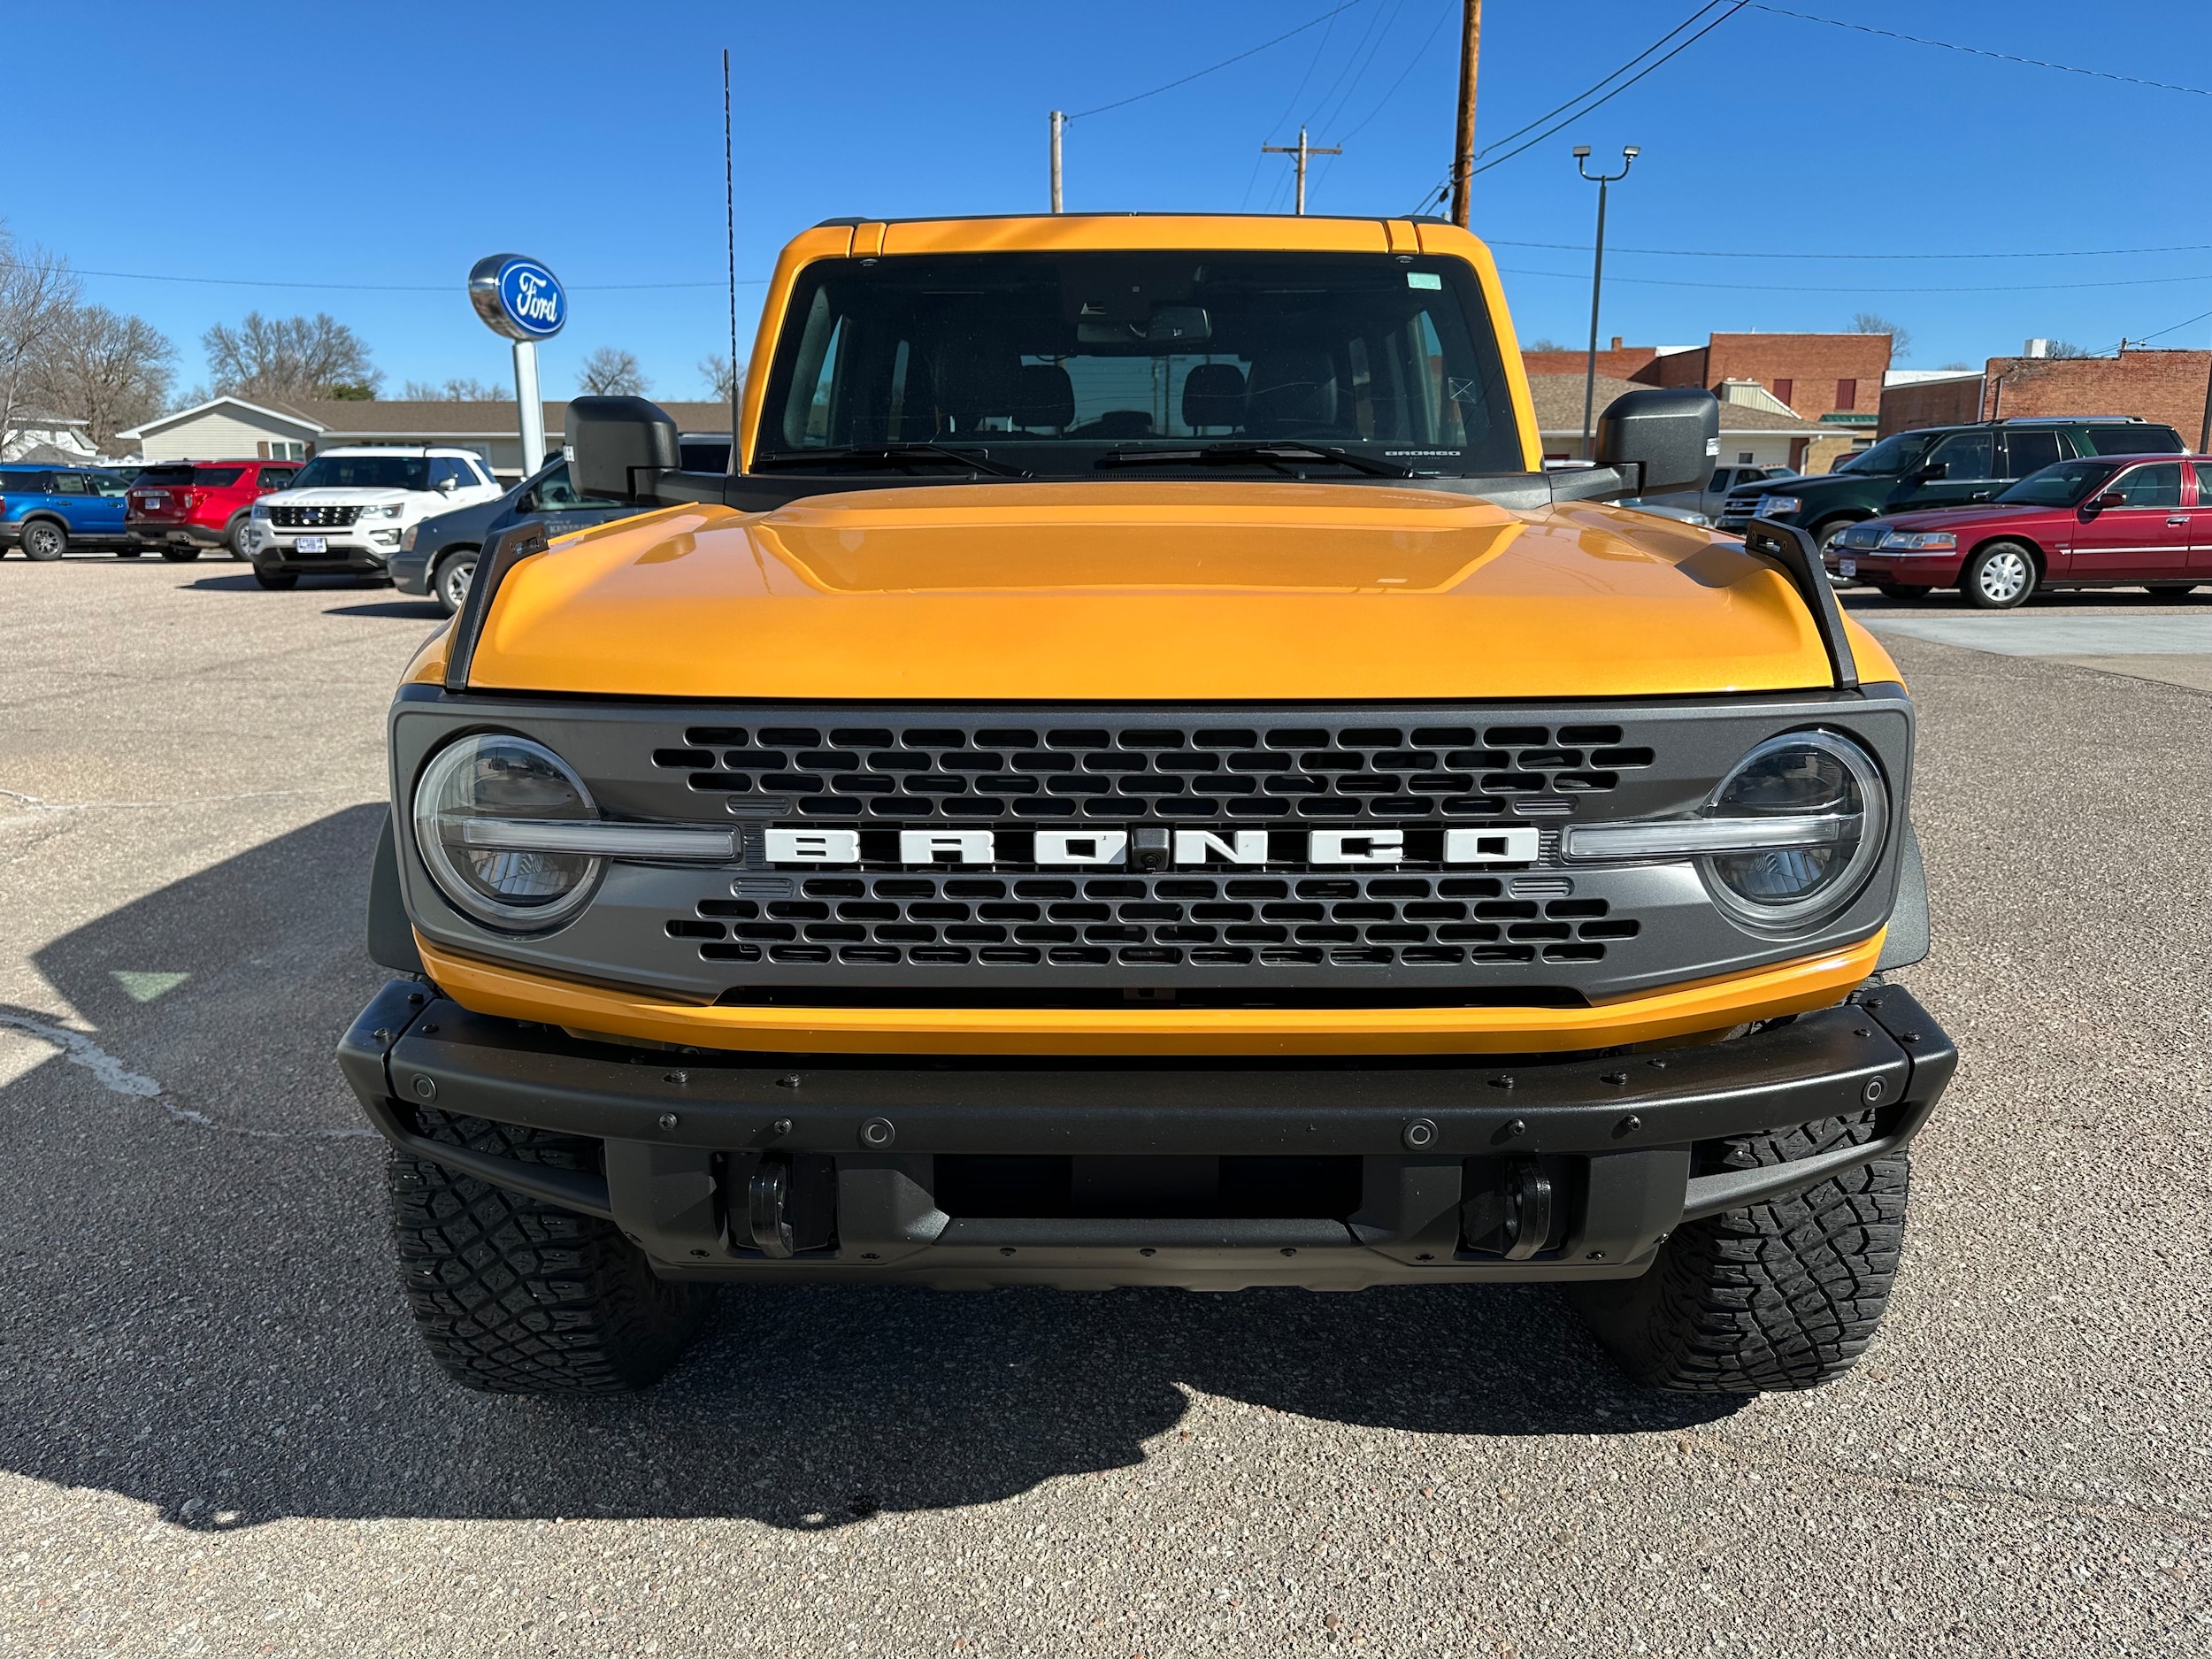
[1181,363,1246,431]
[1010,363,1075,432]
[1245,351,1338,436]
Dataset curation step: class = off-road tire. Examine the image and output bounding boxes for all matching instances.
[1567,1110,1909,1393]
[20,520,65,561]
[1874,582,1932,601]
[388,1111,715,1394]
[160,545,201,563]
[252,567,297,589]
[2145,583,2197,600]
[1962,541,2037,610]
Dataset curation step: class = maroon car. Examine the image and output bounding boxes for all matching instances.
[1826,453,2212,608]
[127,459,300,562]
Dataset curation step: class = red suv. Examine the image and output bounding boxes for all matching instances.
[127,460,301,562]
[1827,453,2212,608]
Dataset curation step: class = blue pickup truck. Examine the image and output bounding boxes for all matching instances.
[0,465,139,559]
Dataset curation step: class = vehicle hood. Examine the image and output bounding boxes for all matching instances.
[1868,502,2047,534]
[266,487,424,506]
[457,482,1871,701]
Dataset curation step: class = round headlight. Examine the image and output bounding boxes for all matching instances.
[412,734,600,929]
[1702,732,1887,930]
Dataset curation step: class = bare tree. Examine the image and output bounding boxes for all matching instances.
[401,375,505,401]
[1850,311,1910,360]
[578,347,647,396]
[698,353,744,402]
[203,311,380,403]
[0,224,82,453]
[1524,338,1571,352]
[2044,340,2097,359]
[30,304,175,450]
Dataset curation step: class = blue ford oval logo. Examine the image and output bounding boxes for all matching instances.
[467,253,567,342]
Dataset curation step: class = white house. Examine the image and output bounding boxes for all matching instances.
[119,396,734,479]
[2,411,106,465]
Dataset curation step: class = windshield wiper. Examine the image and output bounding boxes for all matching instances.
[752,443,1029,478]
[1096,442,1416,479]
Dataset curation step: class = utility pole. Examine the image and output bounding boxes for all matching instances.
[1262,126,1342,215]
[1576,143,1638,457]
[1449,0,1482,227]
[1049,111,1064,213]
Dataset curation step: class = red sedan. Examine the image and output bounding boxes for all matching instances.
[1824,453,2212,608]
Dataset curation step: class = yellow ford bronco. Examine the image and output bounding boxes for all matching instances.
[339,212,1953,1396]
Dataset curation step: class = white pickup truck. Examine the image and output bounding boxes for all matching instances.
[245,447,503,589]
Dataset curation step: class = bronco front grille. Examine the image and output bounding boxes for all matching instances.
[663,871,1640,971]
[654,718,1654,823]
[271,504,361,528]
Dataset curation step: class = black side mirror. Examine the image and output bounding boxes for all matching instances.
[1914,462,1948,481]
[1594,388,1718,495]
[567,396,680,503]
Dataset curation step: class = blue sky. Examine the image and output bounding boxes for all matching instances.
[11,1,2212,400]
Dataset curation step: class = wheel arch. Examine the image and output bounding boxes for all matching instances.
[1968,532,2047,574]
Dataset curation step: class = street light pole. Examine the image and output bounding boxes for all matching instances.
[1576,144,1637,457]
[1049,111,1064,213]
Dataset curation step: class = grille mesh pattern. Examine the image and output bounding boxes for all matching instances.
[655,721,1654,822]
[271,503,362,528]
[664,873,1640,971]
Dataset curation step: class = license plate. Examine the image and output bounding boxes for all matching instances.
[296,535,326,553]
[142,493,166,506]
[1837,558,1856,578]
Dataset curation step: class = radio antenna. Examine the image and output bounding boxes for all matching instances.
[724,46,739,474]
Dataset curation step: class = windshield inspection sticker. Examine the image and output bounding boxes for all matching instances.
[1407,272,1443,289]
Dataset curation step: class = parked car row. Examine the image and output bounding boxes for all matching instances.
[1,459,300,561]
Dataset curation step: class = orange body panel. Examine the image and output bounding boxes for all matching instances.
[463,485,1888,701]
[416,932,1885,1058]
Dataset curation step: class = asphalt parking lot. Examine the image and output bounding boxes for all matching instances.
[2,562,2207,1658]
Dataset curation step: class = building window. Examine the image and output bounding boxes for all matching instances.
[256,439,308,460]
[1771,378,1793,407]
[1738,451,1755,465]
[1836,379,1857,411]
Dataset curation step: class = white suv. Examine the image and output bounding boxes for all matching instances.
[246,447,503,590]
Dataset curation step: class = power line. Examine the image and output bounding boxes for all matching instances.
[1337,3,1453,143]
[1497,264,2212,296]
[1068,0,1371,119]
[1743,4,2212,98]
[1486,238,2212,264]
[1405,2,1744,211]
[2132,304,2212,347]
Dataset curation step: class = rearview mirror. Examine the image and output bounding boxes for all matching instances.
[1594,388,1718,496]
[566,396,681,502]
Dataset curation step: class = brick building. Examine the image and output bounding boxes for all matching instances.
[1522,333,1890,420]
[1877,348,2212,444]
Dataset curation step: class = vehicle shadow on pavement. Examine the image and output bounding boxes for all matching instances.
[0,808,1738,1535]
[326,598,443,619]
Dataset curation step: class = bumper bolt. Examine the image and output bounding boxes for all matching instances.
[1586,1250,1607,1261]
[777,1074,803,1088]
[1488,1075,1516,1089]
[999,1246,1016,1256]
[1280,1247,1297,1256]
[664,1071,688,1086]
[1899,1031,1922,1044]
[1617,1114,1642,1136]
[420,1024,438,1036]
[1601,1071,1627,1087]
[1854,1027,1873,1039]
[1140,1248,1157,1257]
[373,1028,391,1045]
[1402,1118,1438,1150]
[410,1075,436,1102]
[1504,1118,1526,1138]
[406,992,425,1005]
[772,1117,793,1136]
[859,1118,896,1149]
[657,1112,680,1131]
[1863,1078,1886,1103]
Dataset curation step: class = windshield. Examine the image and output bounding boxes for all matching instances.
[287,455,428,491]
[757,251,1523,477]
[1993,458,2115,507]
[1846,432,1939,476]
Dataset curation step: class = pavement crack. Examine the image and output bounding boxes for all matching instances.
[0,1008,377,1141]
[1678,1432,2210,1540]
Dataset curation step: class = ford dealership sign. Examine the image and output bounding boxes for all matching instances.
[467,253,565,342]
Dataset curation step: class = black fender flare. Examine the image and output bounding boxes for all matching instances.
[367,812,426,975]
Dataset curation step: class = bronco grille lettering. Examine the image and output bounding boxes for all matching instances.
[760,827,1538,869]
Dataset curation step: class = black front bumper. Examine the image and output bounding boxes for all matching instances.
[337,983,1955,1290]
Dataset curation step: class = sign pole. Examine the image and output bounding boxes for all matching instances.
[513,339,545,473]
